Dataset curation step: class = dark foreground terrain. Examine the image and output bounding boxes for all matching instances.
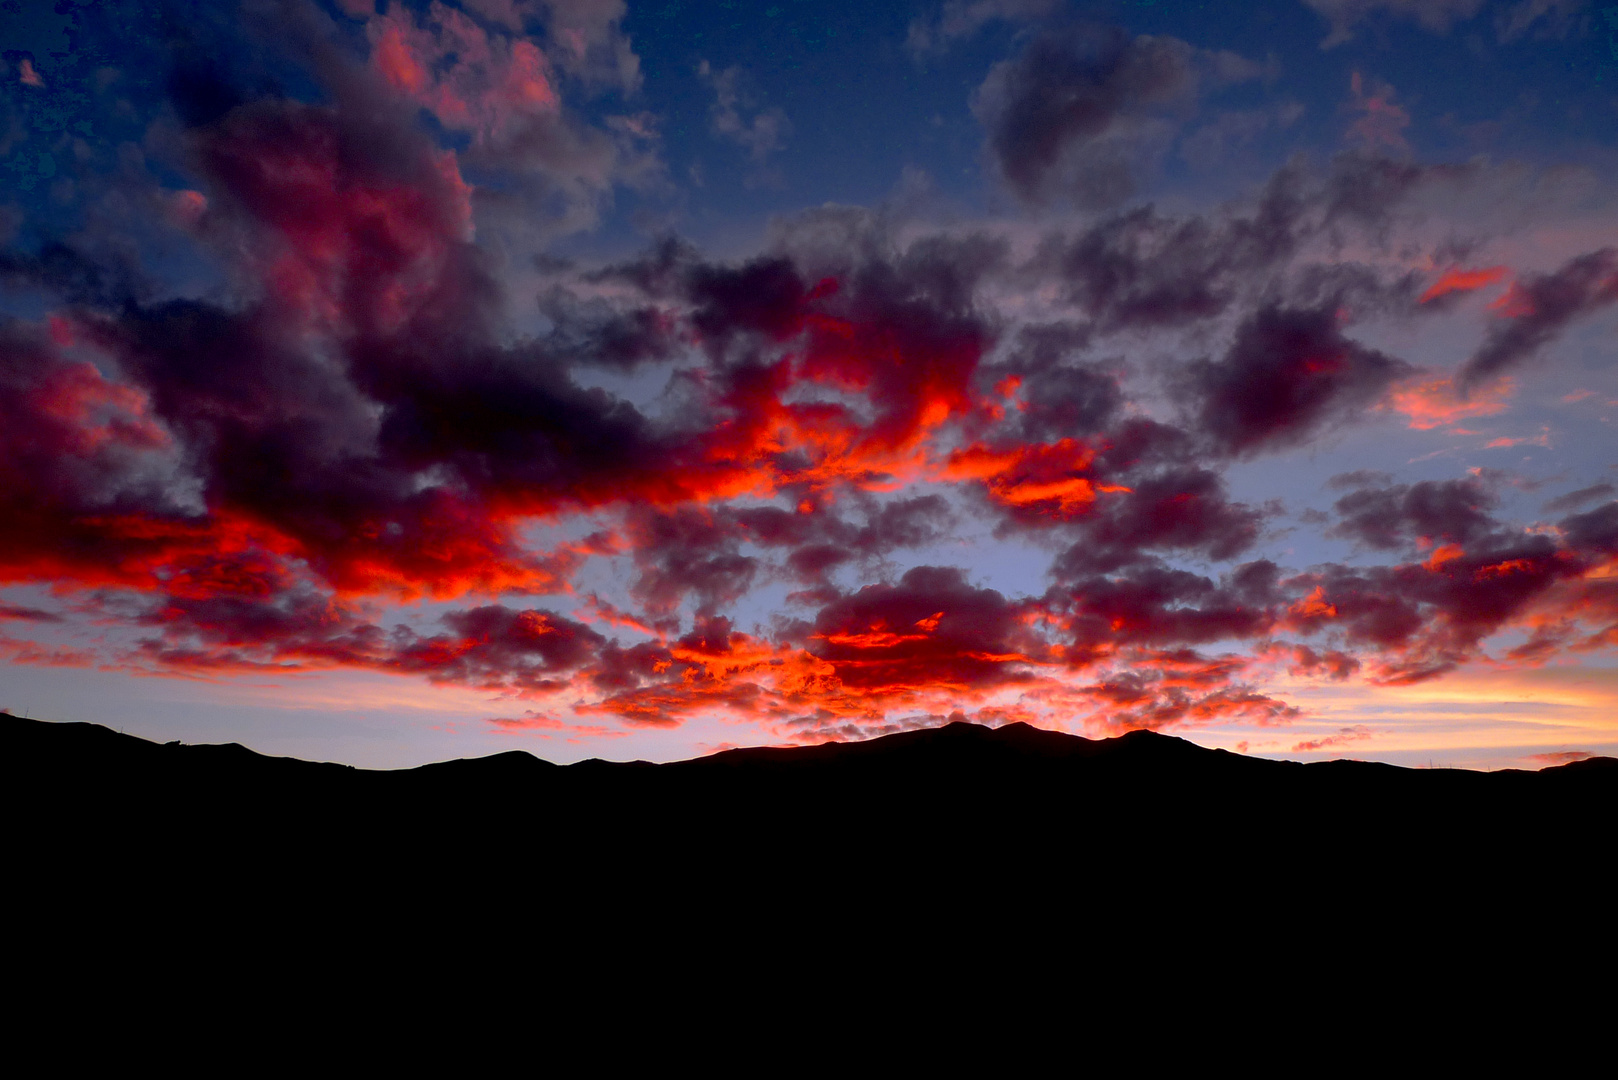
[7,714,1614,893]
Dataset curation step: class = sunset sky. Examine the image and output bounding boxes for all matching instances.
[3,0,1617,769]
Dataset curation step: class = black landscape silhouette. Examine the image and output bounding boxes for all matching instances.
[8,713,1613,893]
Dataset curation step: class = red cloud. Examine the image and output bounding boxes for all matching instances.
[942,438,1129,522]
[7,25,1618,756]
[803,566,1050,694]
[369,5,559,146]
[1419,265,1507,304]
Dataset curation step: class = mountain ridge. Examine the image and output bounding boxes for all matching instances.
[10,712,1618,785]
[7,713,1613,894]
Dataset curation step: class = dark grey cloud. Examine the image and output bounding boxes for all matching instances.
[1188,304,1412,456]
[1458,248,1618,395]
[1052,467,1265,573]
[1543,483,1616,515]
[1328,476,1500,551]
[973,25,1200,207]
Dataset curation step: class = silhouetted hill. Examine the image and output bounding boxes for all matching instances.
[7,715,1613,894]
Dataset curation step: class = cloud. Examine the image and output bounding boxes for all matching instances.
[1345,73,1411,155]
[1047,558,1283,664]
[1018,153,1484,340]
[1559,500,1618,556]
[1187,304,1412,456]
[0,604,60,623]
[990,328,1122,440]
[1059,466,1266,568]
[484,710,628,740]
[1302,0,1486,49]
[1287,530,1582,682]
[973,25,1204,207]
[0,318,189,591]
[969,20,1284,204]
[942,437,1126,524]
[1527,749,1595,766]
[1084,677,1302,732]
[625,506,758,618]
[905,0,1064,57]
[799,565,1049,693]
[377,0,642,94]
[17,57,46,89]
[122,557,617,693]
[353,0,654,238]
[732,493,956,588]
[369,4,560,144]
[529,0,642,93]
[1458,248,1618,395]
[697,61,791,164]
[1277,643,1362,680]
[1032,207,1251,329]
[1291,724,1373,752]
[0,122,1007,611]
[1327,475,1499,551]
[1543,484,1616,514]
[1496,0,1593,43]
[5,4,1618,748]
[0,242,147,311]
[1419,265,1507,304]
[1387,374,1512,430]
[393,604,606,690]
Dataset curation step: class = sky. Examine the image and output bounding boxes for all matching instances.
[2,0,1617,770]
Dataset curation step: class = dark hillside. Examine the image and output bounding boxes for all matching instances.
[6,715,1612,894]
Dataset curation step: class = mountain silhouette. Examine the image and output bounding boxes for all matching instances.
[8,714,1613,895]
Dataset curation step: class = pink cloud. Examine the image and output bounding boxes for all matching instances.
[1291,725,1373,753]
[1347,72,1410,153]
[1527,749,1594,766]
[369,5,559,147]
[1484,427,1551,450]
[1387,375,1512,430]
